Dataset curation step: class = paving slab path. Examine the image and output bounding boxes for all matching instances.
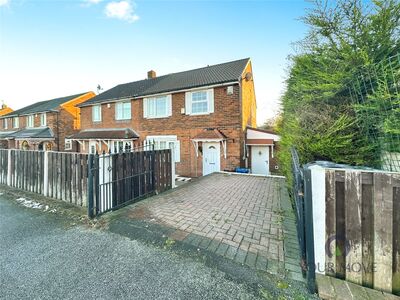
[119,173,304,282]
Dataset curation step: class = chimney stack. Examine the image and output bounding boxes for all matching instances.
[147,70,156,79]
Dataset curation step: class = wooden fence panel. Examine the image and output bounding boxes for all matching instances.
[393,175,400,295]
[0,150,8,184]
[324,169,399,295]
[1,149,170,213]
[361,175,374,288]
[325,170,336,277]
[0,150,89,207]
[335,172,346,279]
[373,173,393,293]
[345,170,363,285]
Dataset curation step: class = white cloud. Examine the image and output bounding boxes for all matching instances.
[105,0,139,23]
[0,0,9,7]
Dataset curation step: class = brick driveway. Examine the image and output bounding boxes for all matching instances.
[127,173,302,280]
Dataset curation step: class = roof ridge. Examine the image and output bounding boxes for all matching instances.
[111,58,250,90]
[4,92,89,117]
[81,58,251,106]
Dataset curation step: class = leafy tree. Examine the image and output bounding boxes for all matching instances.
[279,0,400,182]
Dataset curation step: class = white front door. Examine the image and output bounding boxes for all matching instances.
[251,146,269,175]
[203,142,221,176]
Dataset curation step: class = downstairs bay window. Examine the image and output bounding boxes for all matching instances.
[146,135,180,162]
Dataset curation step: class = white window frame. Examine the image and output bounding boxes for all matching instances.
[65,139,72,151]
[13,117,19,129]
[40,113,46,127]
[143,95,172,119]
[89,141,97,154]
[146,135,180,163]
[3,118,8,129]
[26,115,34,128]
[111,140,133,153]
[92,105,102,122]
[185,88,214,115]
[115,101,131,121]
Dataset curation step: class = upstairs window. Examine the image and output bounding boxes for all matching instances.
[92,105,102,122]
[3,118,8,129]
[13,117,19,128]
[192,91,208,114]
[116,101,131,120]
[185,89,214,115]
[26,115,34,128]
[143,95,172,119]
[40,113,46,126]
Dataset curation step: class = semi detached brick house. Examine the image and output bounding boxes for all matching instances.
[71,58,258,177]
[0,92,95,151]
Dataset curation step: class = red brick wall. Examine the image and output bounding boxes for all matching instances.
[79,85,245,177]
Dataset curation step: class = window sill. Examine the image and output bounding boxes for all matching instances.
[188,112,212,116]
[144,115,170,119]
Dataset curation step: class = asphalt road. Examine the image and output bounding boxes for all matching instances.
[0,193,260,300]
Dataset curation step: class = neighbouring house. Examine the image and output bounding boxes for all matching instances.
[245,127,280,175]
[0,104,14,149]
[70,58,257,177]
[0,104,13,117]
[0,92,95,151]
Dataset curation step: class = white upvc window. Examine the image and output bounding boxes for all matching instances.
[26,115,34,128]
[13,117,19,128]
[112,140,133,153]
[40,113,46,127]
[92,105,102,122]
[116,101,131,120]
[185,88,214,115]
[143,95,172,119]
[146,135,181,163]
[89,141,97,154]
[65,139,72,151]
[3,118,8,129]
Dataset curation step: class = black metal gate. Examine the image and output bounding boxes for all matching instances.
[87,147,172,217]
[291,147,316,293]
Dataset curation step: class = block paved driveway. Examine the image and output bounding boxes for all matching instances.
[126,173,303,281]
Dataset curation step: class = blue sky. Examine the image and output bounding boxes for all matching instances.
[0,0,311,125]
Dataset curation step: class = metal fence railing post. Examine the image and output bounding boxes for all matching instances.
[7,149,12,186]
[303,167,316,293]
[151,142,156,192]
[171,146,176,188]
[88,154,94,218]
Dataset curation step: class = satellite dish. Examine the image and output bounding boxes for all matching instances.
[245,72,253,81]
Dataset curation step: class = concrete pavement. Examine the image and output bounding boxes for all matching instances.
[0,191,259,300]
[0,184,319,300]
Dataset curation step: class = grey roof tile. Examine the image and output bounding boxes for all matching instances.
[81,58,249,106]
[69,128,139,140]
[7,127,54,139]
[4,92,89,117]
